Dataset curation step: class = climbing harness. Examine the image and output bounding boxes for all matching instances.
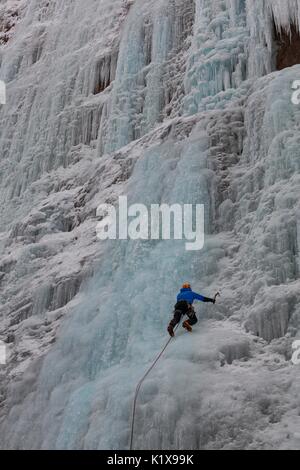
[129,325,179,450]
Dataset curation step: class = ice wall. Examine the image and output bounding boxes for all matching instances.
[100,0,196,154]
[0,0,300,451]
[0,0,125,228]
[101,0,300,148]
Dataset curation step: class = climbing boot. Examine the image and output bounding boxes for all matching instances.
[167,324,175,337]
[182,320,192,332]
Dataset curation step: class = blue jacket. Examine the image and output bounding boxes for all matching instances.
[177,287,205,304]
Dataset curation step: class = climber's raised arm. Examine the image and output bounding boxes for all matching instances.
[193,292,215,303]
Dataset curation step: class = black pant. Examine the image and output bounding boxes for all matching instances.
[170,306,198,328]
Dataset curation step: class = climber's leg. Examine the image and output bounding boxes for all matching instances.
[168,310,183,337]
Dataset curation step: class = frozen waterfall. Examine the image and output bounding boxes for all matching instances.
[0,0,300,450]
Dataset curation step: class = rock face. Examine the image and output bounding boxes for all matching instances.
[0,0,300,450]
[276,24,300,71]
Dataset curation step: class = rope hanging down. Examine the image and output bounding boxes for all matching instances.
[129,325,179,450]
[129,292,220,450]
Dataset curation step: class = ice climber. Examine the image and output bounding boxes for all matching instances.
[168,283,219,337]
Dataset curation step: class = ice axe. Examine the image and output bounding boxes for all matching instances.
[214,292,220,303]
